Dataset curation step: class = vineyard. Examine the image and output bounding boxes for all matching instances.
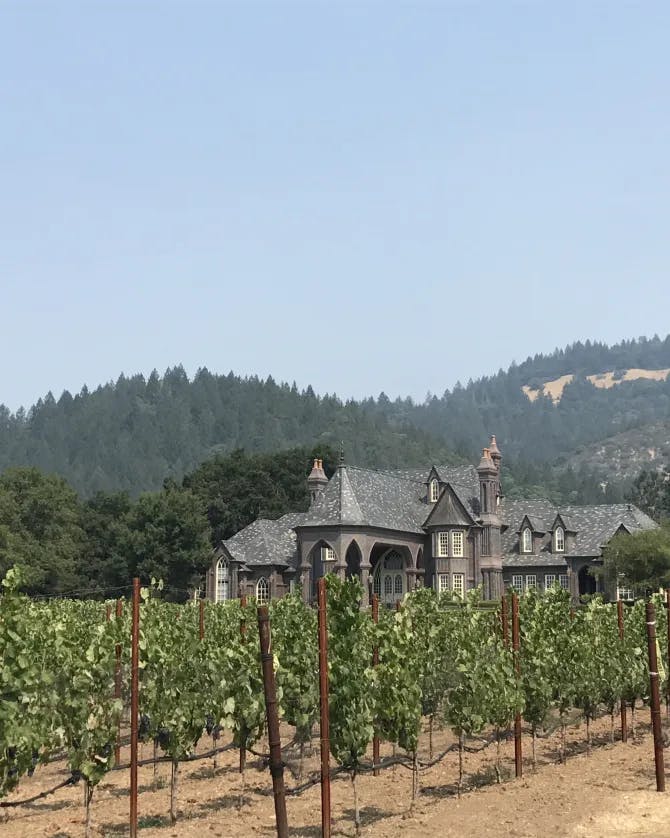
[1,567,669,837]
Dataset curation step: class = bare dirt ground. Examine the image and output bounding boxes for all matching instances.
[3,712,670,837]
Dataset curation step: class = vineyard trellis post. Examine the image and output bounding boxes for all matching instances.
[318,577,331,838]
[240,593,247,775]
[130,577,140,838]
[372,593,380,777]
[645,601,665,792]
[666,591,670,720]
[114,597,123,765]
[617,599,627,743]
[512,592,522,779]
[501,593,509,647]
[257,606,289,838]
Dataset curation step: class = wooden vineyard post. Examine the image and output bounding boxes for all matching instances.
[257,606,289,838]
[617,600,627,743]
[501,593,509,647]
[512,592,522,779]
[318,577,331,838]
[372,594,380,776]
[114,598,123,765]
[239,594,247,774]
[645,601,666,792]
[130,578,140,838]
[199,598,205,641]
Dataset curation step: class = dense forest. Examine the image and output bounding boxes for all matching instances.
[0,447,338,598]
[0,334,668,500]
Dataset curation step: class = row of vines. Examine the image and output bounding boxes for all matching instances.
[1,566,665,835]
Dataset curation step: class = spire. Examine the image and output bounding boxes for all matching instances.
[339,441,345,467]
[489,434,502,470]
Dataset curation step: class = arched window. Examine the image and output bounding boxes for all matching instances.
[394,574,403,596]
[215,558,229,603]
[554,526,565,552]
[430,479,439,503]
[521,528,533,553]
[256,577,269,605]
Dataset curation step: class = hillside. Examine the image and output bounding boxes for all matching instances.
[0,334,669,496]
[557,421,670,481]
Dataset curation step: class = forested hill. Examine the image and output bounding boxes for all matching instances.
[0,368,456,496]
[1,334,669,496]
[400,334,670,464]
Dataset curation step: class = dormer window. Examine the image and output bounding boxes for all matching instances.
[521,527,533,553]
[554,526,565,552]
[430,479,439,503]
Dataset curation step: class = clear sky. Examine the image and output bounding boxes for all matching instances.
[1,2,668,412]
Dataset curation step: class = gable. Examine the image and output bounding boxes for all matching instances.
[423,483,476,528]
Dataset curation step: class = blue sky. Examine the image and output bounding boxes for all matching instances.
[1,2,668,411]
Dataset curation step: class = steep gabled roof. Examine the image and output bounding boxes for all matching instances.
[423,483,476,528]
[300,463,480,533]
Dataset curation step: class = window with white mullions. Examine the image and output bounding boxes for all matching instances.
[512,574,523,590]
[452,531,464,557]
[430,479,439,503]
[437,532,449,557]
[452,573,465,598]
[438,574,449,594]
[525,575,537,590]
[554,526,565,552]
[521,528,533,553]
[256,576,269,605]
[559,574,569,590]
[215,557,229,603]
[544,574,556,590]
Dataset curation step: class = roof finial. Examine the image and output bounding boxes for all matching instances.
[339,441,345,466]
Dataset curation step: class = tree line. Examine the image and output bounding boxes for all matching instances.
[0,446,337,599]
[0,335,669,497]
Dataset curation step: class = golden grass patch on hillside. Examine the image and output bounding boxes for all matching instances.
[522,368,670,404]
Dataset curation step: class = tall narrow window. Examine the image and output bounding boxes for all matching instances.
[481,527,491,556]
[452,531,464,557]
[394,573,403,596]
[437,531,449,557]
[554,526,565,552]
[512,574,523,590]
[521,528,533,553]
[384,575,393,596]
[559,574,569,590]
[452,573,465,598]
[430,479,439,503]
[544,574,556,590]
[256,577,269,605]
[525,575,537,590]
[438,574,449,593]
[215,558,229,603]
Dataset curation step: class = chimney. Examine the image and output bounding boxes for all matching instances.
[307,458,329,503]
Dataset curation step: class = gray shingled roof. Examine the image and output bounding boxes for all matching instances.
[300,464,480,533]
[501,499,657,567]
[222,512,306,569]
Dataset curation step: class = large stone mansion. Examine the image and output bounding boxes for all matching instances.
[205,436,656,606]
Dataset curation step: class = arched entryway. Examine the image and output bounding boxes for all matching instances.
[309,541,335,601]
[373,549,406,606]
[578,565,597,597]
[345,541,362,581]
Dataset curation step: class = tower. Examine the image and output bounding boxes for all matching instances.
[477,443,503,599]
